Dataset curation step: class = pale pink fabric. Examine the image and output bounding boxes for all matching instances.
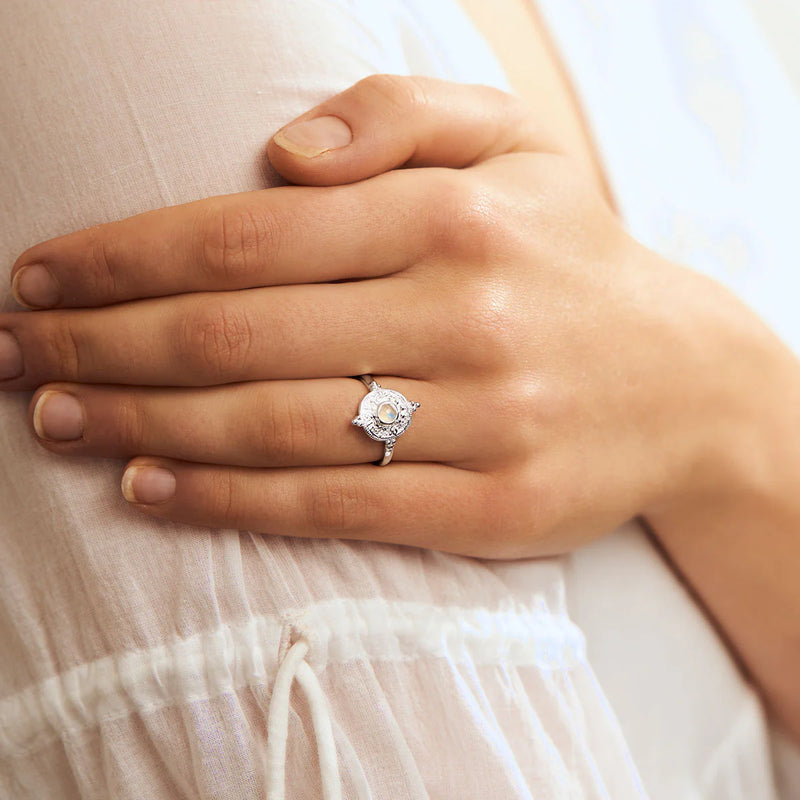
[0,0,790,798]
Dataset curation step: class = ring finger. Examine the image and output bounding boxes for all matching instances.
[28,377,478,467]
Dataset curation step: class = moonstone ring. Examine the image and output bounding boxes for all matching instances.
[352,375,420,466]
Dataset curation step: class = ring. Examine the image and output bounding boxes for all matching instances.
[352,375,420,466]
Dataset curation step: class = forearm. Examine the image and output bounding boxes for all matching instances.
[646,303,800,742]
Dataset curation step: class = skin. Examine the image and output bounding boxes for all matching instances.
[3,77,740,556]
[459,0,800,744]
[456,0,615,205]
[1,17,799,745]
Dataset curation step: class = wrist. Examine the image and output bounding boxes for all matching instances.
[642,253,800,523]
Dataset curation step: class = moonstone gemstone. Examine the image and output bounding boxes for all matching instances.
[377,402,398,424]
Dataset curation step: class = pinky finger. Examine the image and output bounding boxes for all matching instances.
[121,458,500,556]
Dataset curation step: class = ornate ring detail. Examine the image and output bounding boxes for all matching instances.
[352,375,420,466]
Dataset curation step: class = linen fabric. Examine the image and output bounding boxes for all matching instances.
[0,0,795,797]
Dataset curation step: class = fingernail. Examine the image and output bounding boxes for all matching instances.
[33,390,85,441]
[122,466,176,504]
[0,330,23,380]
[11,264,60,309]
[273,116,353,158]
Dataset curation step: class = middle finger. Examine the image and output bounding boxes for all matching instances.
[0,280,431,390]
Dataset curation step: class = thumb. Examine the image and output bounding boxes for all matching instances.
[267,74,559,186]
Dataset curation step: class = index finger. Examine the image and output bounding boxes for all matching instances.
[8,168,437,310]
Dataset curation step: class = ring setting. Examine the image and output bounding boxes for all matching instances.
[352,375,420,466]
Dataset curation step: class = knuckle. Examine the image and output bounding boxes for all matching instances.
[354,74,429,117]
[478,388,539,456]
[497,90,529,128]
[439,279,519,370]
[209,469,241,527]
[199,200,278,284]
[178,298,255,380]
[426,171,516,260]
[468,479,525,559]
[46,318,84,377]
[84,224,120,296]
[492,90,542,152]
[422,169,466,234]
[471,383,541,462]
[478,472,554,559]
[112,394,147,450]
[305,472,374,536]
[495,381,545,452]
[257,390,321,464]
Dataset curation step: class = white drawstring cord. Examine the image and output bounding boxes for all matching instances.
[295,660,342,800]
[266,639,309,799]
[266,638,342,800]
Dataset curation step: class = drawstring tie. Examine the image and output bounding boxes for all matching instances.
[266,638,342,800]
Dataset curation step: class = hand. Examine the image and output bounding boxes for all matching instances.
[1,75,766,557]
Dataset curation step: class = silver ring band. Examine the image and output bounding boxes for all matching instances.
[352,375,420,466]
